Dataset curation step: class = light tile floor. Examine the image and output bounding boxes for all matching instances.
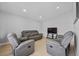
[30,37,50,56]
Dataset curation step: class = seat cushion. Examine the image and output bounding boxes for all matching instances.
[19,37,29,42]
[30,32,38,36]
[29,34,42,41]
[21,30,43,41]
[21,30,38,37]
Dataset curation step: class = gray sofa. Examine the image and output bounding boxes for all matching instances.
[7,33,35,56]
[21,30,43,41]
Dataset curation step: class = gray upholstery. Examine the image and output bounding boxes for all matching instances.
[7,33,35,56]
[7,33,19,50]
[47,40,65,56]
[15,40,34,56]
[61,31,73,48]
[46,31,73,56]
[21,30,43,41]
[19,37,28,42]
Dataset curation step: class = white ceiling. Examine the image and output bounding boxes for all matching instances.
[0,2,73,21]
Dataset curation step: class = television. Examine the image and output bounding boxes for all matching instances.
[48,27,57,34]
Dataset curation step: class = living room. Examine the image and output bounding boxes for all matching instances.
[0,2,77,56]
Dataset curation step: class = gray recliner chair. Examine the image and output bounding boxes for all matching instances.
[46,31,74,56]
[7,33,35,56]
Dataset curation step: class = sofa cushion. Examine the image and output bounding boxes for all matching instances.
[21,30,43,41]
[30,32,38,36]
[22,30,38,37]
[29,34,42,40]
[19,37,29,42]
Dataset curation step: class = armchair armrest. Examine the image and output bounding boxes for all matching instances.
[47,39,60,46]
[39,33,43,35]
[15,39,35,56]
[16,39,34,49]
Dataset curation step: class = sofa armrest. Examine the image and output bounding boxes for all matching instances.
[39,33,43,37]
[19,37,29,42]
[39,33,43,35]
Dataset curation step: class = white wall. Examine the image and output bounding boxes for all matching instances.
[0,12,40,43]
[42,11,74,37]
[0,10,74,42]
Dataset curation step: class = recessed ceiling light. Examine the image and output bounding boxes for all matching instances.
[23,9,27,12]
[40,16,42,19]
[56,6,60,9]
